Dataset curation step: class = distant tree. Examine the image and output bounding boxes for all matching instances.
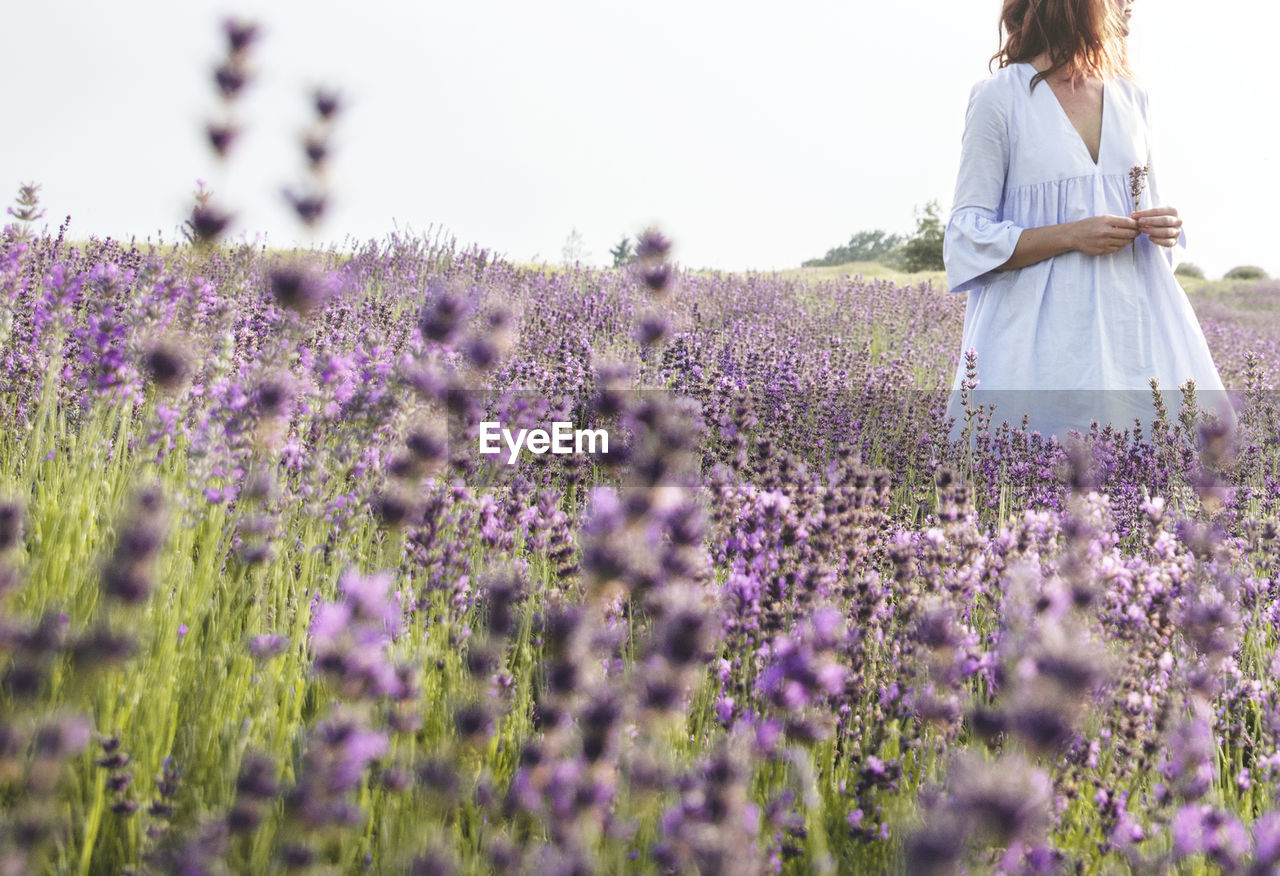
[847,229,905,263]
[1173,262,1204,279]
[900,200,946,272]
[802,229,905,268]
[561,227,587,265]
[1224,265,1268,281]
[879,243,909,271]
[609,235,635,267]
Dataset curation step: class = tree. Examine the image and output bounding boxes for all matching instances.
[609,235,635,267]
[561,227,587,265]
[900,200,946,272]
[802,229,905,268]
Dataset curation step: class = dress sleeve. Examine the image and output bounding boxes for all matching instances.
[1140,85,1188,265]
[944,77,1024,295]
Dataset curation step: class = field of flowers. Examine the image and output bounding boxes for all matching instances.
[1,197,1278,876]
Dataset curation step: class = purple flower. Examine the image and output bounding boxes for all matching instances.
[640,264,675,295]
[1171,804,1247,870]
[206,122,239,158]
[635,312,669,345]
[1160,714,1217,802]
[143,341,190,390]
[303,134,329,169]
[101,487,167,605]
[0,502,23,552]
[282,187,327,227]
[313,88,342,120]
[33,715,92,759]
[222,18,259,54]
[418,285,469,345]
[1252,810,1280,869]
[236,752,277,800]
[269,262,328,314]
[337,569,400,633]
[328,725,388,791]
[189,204,233,243]
[287,715,388,829]
[248,634,288,660]
[35,263,84,333]
[755,610,847,719]
[307,570,406,700]
[214,63,248,99]
[1129,163,1149,212]
[635,227,672,262]
[309,602,352,646]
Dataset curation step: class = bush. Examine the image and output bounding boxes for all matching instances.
[1224,265,1269,281]
[900,200,945,273]
[1173,262,1204,279]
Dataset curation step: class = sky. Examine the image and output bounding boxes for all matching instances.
[3,1,1278,279]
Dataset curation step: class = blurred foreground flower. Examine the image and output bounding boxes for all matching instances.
[185,181,234,246]
[269,259,334,314]
[634,226,676,295]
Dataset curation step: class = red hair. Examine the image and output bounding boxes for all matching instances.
[991,0,1130,90]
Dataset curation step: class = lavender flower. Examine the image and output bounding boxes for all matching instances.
[282,187,327,227]
[313,88,342,120]
[1129,163,1149,213]
[222,18,260,55]
[1171,804,1248,871]
[418,284,469,345]
[1252,811,1280,874]
[269,261,329,313]
[634,227,672,262]
[308,569,407,700]
[907,752,1054,873]
[142,340,190,390]
[205,122,239,158]
[213,63,248,100]
[6,182,45,241]
[286,714,388,829]
[188,204,233,245]
[0,502,22,552]
[101,486,167,604]
[1129,163,1148,264]
[248,634,289,660]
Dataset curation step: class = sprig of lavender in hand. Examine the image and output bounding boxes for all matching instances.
[1129,164,1148,266]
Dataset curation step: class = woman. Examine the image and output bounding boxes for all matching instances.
[943,0,1234,446]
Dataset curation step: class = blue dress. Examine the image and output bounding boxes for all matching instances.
[943,62,1234,445]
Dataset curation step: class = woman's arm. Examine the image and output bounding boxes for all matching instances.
[996,214,1141,271]
[943,79,1025,295]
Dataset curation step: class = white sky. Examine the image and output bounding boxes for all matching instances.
[4,1,1277,278]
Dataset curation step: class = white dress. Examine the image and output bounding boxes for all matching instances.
[943,62,1234,445]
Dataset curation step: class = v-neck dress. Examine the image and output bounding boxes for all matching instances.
[942,62,1234,445]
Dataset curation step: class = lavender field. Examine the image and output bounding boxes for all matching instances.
[1,204,1279,876]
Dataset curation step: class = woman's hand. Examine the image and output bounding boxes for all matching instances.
[1070,215,1140,255]
[1131,206,1182,247]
